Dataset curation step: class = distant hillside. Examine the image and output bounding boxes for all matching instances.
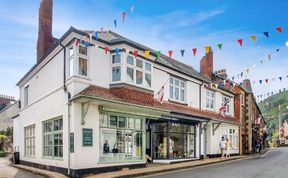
[259,91,288,138]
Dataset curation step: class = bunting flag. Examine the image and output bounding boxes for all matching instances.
[85,41,89,48]
[250,35,256,41]
[145,50,150,59]
[80,38,83,44]
[217,44,223,50]
[122,11,126,22]
[263,32,269,38]
[259,80,263,84]
[76,39,80,46]
[241,72,243,77]
[268,54,272,60]
[180,49,185,58]
[279,76,282,81]
[156,51,161,58]
[204,46,210,54]
[260,60,264,64]
[276,27,282,33]
[84,36,88,42]
[168,50,173,58]
[89,33,93,42]
[265,79,269,84]
[115,48,120,55]
[94,31,99,40]
[104,47,109,54]
[276,48,280,52]
[134,50,138,57]
[130,5,135,14]
[192,48,197,56]
[114,19,117,28]
[237,39,243,47]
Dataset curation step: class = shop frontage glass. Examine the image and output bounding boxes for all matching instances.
[100,114,144,163]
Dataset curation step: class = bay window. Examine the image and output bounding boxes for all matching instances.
[206,90,215,110]
[169,77,185,102]
[43,117,63,159]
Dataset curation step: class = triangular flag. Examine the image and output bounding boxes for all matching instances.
[85,41,89,48]
[134,50,138,58]
[232,77,235,81]
[156,51,161,58]
[279,76,282,81]
[94,31,99,40]
[268,54,272,60]
[217,44,223,50]
[260,60,263,64]
[168,50,173,58]
[265,79,269,84]
[192,48,197,56]
[259,80,263,84]
[180,50,185,58]
[204,46,211,54]
[276,27,282,33]
[130,5,135,14]
[80,38,83,45]
[89,33,93,42]
[263,32,269,38]
[122,11,126,23]
[104,47,109,54]
[115,48,120,55]
[75,39,80,46]
[237,39,243,47]
[276,48,280,52]
[145,50,150,59]
[250,35,256,41]
[241,72,243,77]
[114,19,117,28]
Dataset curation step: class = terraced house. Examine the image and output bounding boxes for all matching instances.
[13,0,242,177]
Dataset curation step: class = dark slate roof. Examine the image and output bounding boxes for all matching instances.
[17,26,211,86]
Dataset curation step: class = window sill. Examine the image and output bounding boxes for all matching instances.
[42,156,64,161]
[168,99,187,105]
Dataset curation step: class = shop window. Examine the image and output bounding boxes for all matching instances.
[100,114,144,163]
[169,77,185,102]
[43,117,63,159]
[24,124,35,156]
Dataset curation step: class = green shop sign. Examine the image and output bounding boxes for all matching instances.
[82,128,93,146]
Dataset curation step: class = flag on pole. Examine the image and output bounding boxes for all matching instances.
[157,85,165,103]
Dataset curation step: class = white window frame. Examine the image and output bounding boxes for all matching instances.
[169,77,186,102]
[67,44,75,78]
[125,54,152,89]
[24,124,35,157]
[225,129,239,149]
[111,53,122,82]
[76,44,89,78]
[222,96,231,115]
[205,90,215,110]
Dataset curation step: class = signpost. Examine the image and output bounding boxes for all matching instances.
[83,128,93,146]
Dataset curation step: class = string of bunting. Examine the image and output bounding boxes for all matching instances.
[256,87,287,101]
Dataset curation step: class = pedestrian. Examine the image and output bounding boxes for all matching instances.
[103,140,110,154]
[219,136,226,159]
[259,137,263,153]
[256,138,261,153]
[225,138,232,158]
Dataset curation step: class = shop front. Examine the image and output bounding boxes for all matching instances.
[146,114,207,162]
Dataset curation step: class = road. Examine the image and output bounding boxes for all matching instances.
[149,147,288,178]
[0,157,44,178]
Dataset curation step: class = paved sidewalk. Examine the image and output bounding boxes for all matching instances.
[85,156,246,178]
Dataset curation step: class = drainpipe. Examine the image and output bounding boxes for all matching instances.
[60,42,71,175]
[199,123,202,159]
[199,83,203,110]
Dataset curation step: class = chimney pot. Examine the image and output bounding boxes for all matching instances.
[200,48,213,78]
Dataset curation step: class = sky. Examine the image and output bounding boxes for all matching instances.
[0,0,287,100]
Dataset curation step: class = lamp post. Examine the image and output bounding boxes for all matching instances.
[279,105,281,140]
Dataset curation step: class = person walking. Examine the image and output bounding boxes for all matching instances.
[225,138,232,158]
[219,137,226,159]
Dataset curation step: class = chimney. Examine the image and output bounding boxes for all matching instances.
[243,79,252,93]
[37,0,54,63]
[200,48,213,78]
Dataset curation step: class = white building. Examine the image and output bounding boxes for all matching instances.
[13,1,240,177]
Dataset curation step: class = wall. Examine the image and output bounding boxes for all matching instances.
[0,102,19,131]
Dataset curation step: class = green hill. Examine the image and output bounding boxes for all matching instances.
[258,90,288,138]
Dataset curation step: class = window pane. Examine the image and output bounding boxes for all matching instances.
[79,45,87,56]
[112,67,121,81]
[175,88,179,100]
[118,117,126,128]
[135,119,142,130]
[136,59,143,68]
[175,80,179,86]
[180,89,184,101]
[180,81,185,88]
[54,120,59,131]
[127,56,134,65]
[170,86,173,99]
[110,116,117,127]
[127,67,134,83]
[136,70,143,85]
[69,46,74,57]
[145,62,151,72]
[112,55,121,64]
[79,57,87,76]
[145,73,151,88]
[128,118,134,129]
[170,78,173,84]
